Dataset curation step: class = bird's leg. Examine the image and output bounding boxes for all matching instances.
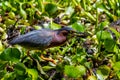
[40,54,56,64]
[26,51,35,61]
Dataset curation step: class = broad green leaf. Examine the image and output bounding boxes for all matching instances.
[96,65,110,80]
[104,39,115,52]
[14,63,27,75]
[96,1,106,10]
[0,48,21,62]
[113,61,120,71]
[26,69,38,80]
[64,65,86,78]
[45,3,57,15]
[76,65,86,76]
[70,17,79,24]
[72,22,85,32]
[96,31,112,41]
[99,21,109,30]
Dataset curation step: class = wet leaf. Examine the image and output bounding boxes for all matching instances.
[72,22,85,32]
[96,31,112,41]
[104,39,115,52]
[0,48,21,62]
[45,3,58,15]
[14,63,27,75]
[96,65,110,80]
[26,69,38,80]
[113,61,120,71]
[64,65,86,78]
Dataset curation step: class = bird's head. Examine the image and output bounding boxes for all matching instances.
[55,27,78,39]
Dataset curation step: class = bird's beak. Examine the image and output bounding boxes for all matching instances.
[71,30,89,38]
[71,30,80,35]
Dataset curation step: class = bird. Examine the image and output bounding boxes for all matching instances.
[9,27,83,64]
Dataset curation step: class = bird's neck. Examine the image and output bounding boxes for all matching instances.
[55,32,67,43]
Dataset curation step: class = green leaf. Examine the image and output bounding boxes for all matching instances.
[0,48,21,62]
[96,65,110,80]
[84,62,93,69]
[0,70,6,79]
[20,4,27,19]
[87,75,97,80]
[117,71,120,79]
[64,65,86,78]
[14,63,27,75]
[99,21,109,30]
[8,11,15,19]
[37,0,44,12]
[20,8,27,19]
[104,10,115,20]
[50,22,61,29]
[84,12,96,22]
[72,22,85,32]
[45,3,57,15]
[5,19,15,26]
[117,10,120,16]
[35,59,48,76]
[4,1,12,8]
[96,31,112,41]
[26,69,38,80]
[42,66,54,71]
[0,40,3,52]
[109,27,120,39]
[1,72,16,80]
[104,39,115,52]
[113,61,120,71]
[65,6,74,16]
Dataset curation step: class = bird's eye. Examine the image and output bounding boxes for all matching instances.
[61,30,68,36]
[63,32,68,35]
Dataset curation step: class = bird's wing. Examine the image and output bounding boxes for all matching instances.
[10,30,53,49]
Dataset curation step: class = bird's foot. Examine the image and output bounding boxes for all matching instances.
[40,55,56,64]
